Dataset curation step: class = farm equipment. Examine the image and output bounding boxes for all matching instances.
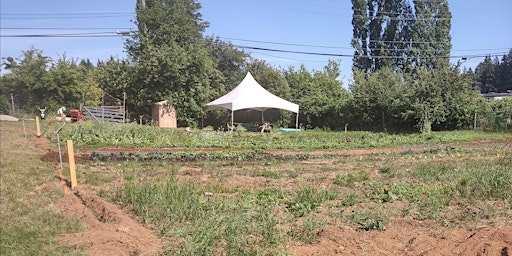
[70,109,85,122]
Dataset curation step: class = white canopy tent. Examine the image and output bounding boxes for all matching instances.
[205,72,299,129]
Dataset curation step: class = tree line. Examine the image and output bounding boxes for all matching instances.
[1,0,511,132]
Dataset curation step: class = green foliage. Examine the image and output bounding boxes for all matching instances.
[414,160,512,201]
[1,48,52,113]
[95,57,133,107]
[57,121,512,151]
[476,97,512,130]
[1,48,102,115]
[411,0,452,70]
[253,170,283,179]
[347,210,387,231]
[333,171,369,187]
[341,193,361,207]
[287,186,337,217]
[351,0,415,72]
[288,218,323,244]
[256,188,285,206]
[474,50,512,93]
[351,0,451,72]
[118,175,286,255]
[350,68,411,131]
[285,61,350,130]
[125,0,223,127]
[456,167,512,201]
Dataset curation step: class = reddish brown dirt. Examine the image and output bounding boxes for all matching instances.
[56,186,163,256]
[287,220,512,256]
[24,127,512,256]
[17,127,164,256]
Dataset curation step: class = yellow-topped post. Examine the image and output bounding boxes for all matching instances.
[66,140,77,189]
[36,116,41,137]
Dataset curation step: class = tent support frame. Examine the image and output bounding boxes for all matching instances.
[230,110,234,131]
[296,113,299,129]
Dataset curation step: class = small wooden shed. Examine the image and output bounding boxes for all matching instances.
[152,100,177,128]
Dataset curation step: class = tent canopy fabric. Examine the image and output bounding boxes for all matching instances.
[205,72,299,113]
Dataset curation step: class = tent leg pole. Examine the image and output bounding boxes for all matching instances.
[231,110,234,131]
[296,113,299,129]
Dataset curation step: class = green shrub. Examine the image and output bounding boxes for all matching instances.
[287,186,337,217]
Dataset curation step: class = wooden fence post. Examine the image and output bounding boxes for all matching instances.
[66,140,77,189]
[36,116,41,137]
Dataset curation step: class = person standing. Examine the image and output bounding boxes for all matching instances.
[57,106,66,122]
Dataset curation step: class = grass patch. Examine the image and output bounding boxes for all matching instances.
[287,186,338,217]
[117,175,287,255]
[333,171,369,187]
[0,121,85,255]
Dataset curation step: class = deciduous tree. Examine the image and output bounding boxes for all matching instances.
[125,0,222,126]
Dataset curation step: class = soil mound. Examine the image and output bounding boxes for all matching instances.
[56,187,163,256]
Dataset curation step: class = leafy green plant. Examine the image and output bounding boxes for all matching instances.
[253,170,283,179]
[287,186,337,217]
[334,171,369,187]
[57,121,512,151]
[341,193,361,206]
[347,211,386,231]
[256,188,285,206]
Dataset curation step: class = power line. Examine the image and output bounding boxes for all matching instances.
[250,51,330,63]
[0,11,134,20]
[221,36,511,52]
[1,32,508,59]
[221,37,351,49]
[1,15,132,20]
[0,32,126,38]
[236,45,508,60]
[2,27,134,30]
[1,11,133,15]
[4,30,504,53]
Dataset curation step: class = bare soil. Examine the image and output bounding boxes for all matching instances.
[28,129,512,256]
[27,132,163,256]
[56,186,163,256]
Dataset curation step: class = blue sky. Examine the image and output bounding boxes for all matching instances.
[1,0,511,85]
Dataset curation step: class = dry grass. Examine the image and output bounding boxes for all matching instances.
[0,121,84,256]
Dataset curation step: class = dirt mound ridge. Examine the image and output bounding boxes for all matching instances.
[57,187,163,256]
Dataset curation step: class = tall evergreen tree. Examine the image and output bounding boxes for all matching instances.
[351,0,414,73]
[475,56,498,93]
[351,0,451,72]
[410,0,452,70]
[497,50,512,92]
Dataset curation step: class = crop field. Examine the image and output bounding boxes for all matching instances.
[1,120,511,255]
